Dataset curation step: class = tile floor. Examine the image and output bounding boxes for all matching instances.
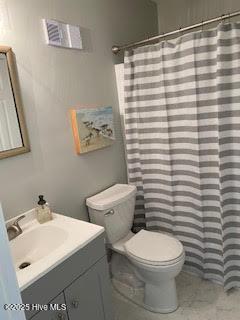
[113,272,240,320]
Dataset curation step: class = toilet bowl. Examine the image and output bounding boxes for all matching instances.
[86,184,185,313]
[124,229,185,313]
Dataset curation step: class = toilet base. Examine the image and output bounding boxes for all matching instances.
[144,279,178,313]
[111,252,181,314]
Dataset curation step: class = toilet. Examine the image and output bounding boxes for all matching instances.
[86,184,185,313]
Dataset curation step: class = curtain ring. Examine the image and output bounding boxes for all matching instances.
[160,33,165,46]
[228,12,231,24]
[179,26,182,36]
[221,14,225,24]
[201,20,204,32]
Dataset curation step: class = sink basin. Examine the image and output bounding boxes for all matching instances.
[10,225,68,270]
[7,210,104,291]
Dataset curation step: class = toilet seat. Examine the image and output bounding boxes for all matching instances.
[124,230,184,266]
[126,249,185,267]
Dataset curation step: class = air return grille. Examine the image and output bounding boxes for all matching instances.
[42,19,83,50]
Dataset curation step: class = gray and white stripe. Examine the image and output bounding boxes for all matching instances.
[124,22,240,290]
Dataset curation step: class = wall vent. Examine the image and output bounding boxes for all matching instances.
[42,18,83,50]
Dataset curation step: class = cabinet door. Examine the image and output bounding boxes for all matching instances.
[65,261,107,320]
[30,293,68,320]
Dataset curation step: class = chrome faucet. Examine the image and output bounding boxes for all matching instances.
[7,215,25,241]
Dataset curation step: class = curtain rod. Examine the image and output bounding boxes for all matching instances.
[112,10,240,54]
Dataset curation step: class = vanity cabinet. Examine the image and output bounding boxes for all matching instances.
[22,233,113,320]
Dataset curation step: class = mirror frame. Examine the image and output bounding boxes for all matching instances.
[0,46,30,159]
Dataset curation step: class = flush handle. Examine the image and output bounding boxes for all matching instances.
[104,209,115,217]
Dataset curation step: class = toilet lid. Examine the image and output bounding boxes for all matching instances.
[124,230,184,266]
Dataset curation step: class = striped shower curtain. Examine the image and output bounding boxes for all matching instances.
[124,22,240,290]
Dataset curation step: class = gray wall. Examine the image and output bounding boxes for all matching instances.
[0,0,158,220]
[157,0,240,33]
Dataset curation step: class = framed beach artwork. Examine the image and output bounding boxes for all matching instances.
[70,106,115,154]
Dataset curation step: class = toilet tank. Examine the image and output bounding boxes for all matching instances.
[86,184,137,244]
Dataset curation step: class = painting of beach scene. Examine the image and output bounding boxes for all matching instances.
[70,106,115,154]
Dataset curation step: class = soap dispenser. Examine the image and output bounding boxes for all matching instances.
[36,195,53,224]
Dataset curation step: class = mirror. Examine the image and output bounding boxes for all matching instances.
[0,46,29,159]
